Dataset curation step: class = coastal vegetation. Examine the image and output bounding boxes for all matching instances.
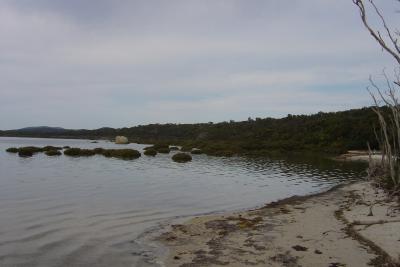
[42,146,62,151]
[144,149,157,156]
[157,147,170,154]
[64,148,95,157]
[6,147,18,153]
[172,153,192,163]
[18,149,33,157]
[102,149,141,159]
[17,146,43,157]
[144,143,171,153]
[180,146,192,152]
[0,107,381,157]
[93,147,105,154]
[45,150,62,156]
[62,147,141,159]
[20,146,43,153]
[5,146,142,160]
[6,146,50,157]
[191,149,203,155]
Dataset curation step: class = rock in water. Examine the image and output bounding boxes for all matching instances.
[115,136,129,144]
[172,153,192,163]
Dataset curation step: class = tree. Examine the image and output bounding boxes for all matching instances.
[353,0,400,190]
[353,0,400,65]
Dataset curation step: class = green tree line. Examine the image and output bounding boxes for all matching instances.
[0,107,382,156]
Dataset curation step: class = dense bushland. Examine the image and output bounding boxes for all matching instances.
[0,107,381,156]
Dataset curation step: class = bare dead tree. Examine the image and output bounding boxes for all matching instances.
[353,0,400,65]
[353,0,400,190]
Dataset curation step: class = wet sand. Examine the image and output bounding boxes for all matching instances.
[157,181,400,266]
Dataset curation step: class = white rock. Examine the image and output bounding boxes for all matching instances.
[115,136,129,144]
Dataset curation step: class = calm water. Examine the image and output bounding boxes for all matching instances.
[0,137,366,267]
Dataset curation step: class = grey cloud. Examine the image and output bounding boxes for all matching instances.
[0,0,399,129]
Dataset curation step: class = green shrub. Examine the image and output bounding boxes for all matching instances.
[172,152,192,163]
[18,150,33,157]
[180,146,192,152]
[64,148,82,156]
[93,147,105,154]
[16,146,43,157]
[102,149,141,159]
[191,149,203,154]
[153,143,169,150]
[102,149,113,157]
[64,148,95,157]
[144,143,170,152]
[18,147,40,157]
[42,146,62,151]
[144,149,157,156]
[157,147,170,154]
[22,146,43,153]
[45,150,62,156]
[6,147,18,153]
[80,149,96,156]
[63,146,70,149]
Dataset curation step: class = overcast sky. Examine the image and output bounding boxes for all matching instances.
[0,0,399,130]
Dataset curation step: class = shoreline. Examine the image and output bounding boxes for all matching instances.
[334,150,383,163]
[156,181,400,266]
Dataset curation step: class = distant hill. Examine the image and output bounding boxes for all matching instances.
[0,107,383,155]
[17,126,67,133]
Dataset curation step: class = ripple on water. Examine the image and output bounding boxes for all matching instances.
[0,137,367,267]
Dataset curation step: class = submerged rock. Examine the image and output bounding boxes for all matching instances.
[180,146,192,152]
[18,150,33,157]
[93,148,105,154]
[145,144,171,153]
[63,148,95,157]
[191,149,203,155]
[144,149,157,156]
[64,148,81,156]
[172,153,192,163]
[16,146,43,157]
[79,149,96,156]
[102,149,141,159]
[45,150,62,156]
[42,146,62,151]
[6,147,18,153]
[17,147,42,157]
[157,147,171,154]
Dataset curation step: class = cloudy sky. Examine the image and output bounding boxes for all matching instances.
[0,0,399,130]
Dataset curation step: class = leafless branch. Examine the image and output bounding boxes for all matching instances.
[352,0,400,64]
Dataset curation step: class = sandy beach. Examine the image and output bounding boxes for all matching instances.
[334,151,383,163]
[157,181,400,266]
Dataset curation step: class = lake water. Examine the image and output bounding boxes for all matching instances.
[0,137,366,267]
